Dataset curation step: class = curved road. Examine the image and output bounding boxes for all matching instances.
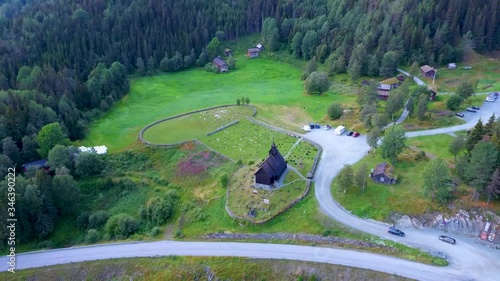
[1,101,499,280]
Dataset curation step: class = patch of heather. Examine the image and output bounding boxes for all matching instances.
[176,150,226,176]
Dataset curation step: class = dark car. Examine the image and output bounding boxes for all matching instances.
[309,123,315,129]
[315,123,320,129]
[388,227,405,237]
[346,131,354,136]
[455,112,464,117]
[466,108,477,113]
[471,106,480,110]
[438,235,456,244]
[353,132,360,138]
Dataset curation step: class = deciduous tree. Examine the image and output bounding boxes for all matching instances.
[379,126,407,165]
[36,122,69,158]
[337,164,354,193]
[304,72,329,94]
[355,163,369,193]
[423,158,451,204]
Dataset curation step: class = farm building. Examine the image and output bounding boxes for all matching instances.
[22,159,49,173]
[370,162,397,184]
[224,48,233,56]
[212,57,228,72]
[247,48,261,58]
[254,141,287,186]
[420,65,436,77]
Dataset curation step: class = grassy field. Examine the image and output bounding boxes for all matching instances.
[331,148,447,221]
[433,50,500,92]
[0,256,413,281]
[82,55,357,152]
[407,134,456,160]
[142,106,254,144]
[226,164,307,222]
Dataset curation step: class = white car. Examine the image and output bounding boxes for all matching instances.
[302,125,311,132]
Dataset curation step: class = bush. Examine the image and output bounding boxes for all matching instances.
[174,229,184,238]
[76,212,90,230]
[327,103,343,119]
[88,210,109,229]
[85,229,100,244]
[105,214,139,239]
[37,240,54,249]
[150,227,161,236]
[446,94,463,110]
[219,173,229,188]
[304,71,330,94]
[145,190,178,226]
[192,207,207,222]
[322,229,331,237]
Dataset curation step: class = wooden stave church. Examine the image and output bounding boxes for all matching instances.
[254,141,287,185]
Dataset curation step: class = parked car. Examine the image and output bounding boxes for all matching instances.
[466,107,477,113]
[309,123,315,129]
[346,131,354,136]
[352,132,360,137]
[315,123,321,129]
[388,227,405,237]
[438,235,456,245]
[471,106,480,110]
[302,125,311,132]
[324,124,332,130]
[486,96,495,102]
[455,112,464,117]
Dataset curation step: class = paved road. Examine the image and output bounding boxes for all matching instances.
[0,241,466,281]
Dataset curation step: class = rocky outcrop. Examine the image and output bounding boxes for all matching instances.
[391,209,500,244]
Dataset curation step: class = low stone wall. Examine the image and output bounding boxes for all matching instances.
[138,104,256,146]
[206,120,239,136]
[225,179,311,224]
[202,232,388,249]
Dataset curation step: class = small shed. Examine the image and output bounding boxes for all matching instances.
[448,63,456,69]
[247,48,260,58]
[420,65,436,77]
[22,159,49,173]
[212,57,228,72]
[370,162,397,184]
[224,48,233,56]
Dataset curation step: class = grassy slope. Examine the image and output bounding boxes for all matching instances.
[83,54,358,152]
[1,256,413,281]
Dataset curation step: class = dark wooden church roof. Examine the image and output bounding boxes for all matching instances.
[254,141,287,184]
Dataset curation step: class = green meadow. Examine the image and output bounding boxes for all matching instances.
[83,56,355,152]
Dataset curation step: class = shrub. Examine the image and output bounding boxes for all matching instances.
[446,94,463,110]
[88,210,109,229]
[327,103,343,119]
[322,229,331,237]
[37,240,54,249]
[248,160,255,165]
[85,229,100,244]
[145,190,178,226]
[219,173,229,188]
[150,227,161,236]
[304,71,330,94]
[193,207,207,222]
[174,229,184,238]
[76,212,90,230]
[105,214,139,239]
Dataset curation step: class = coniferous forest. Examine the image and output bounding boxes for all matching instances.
[0,0,498,244]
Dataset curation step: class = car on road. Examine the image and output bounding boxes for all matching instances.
[346,131,354,136]
[352,132,360,137]
[302,125,311,132]
[438,235,456,244]
[388,227,405,237]
[471,106,480,110]
[455,112,464,117]
[324,124,331,130]
[466,107,477,113]
[315,123,321,129]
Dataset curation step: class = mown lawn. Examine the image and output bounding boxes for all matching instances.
[82,55,355,152]
[407,134,456,160]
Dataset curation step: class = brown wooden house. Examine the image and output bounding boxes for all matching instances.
[247,48,260,58]
[420,65,436,77]
[212,57,228,72]
[254,142,287,185]
[370,162,397,184]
